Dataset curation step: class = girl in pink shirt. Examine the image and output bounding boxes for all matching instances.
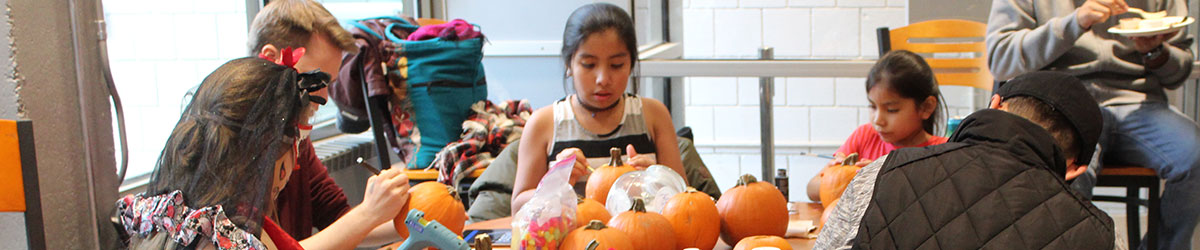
[806,50,948,201]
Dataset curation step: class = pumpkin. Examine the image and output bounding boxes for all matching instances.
[818,199,838,231]
[576,196,612,229]
[732,235,792,250]
[716,174,788,245]
[586,148,637,205]
[562,220,636,250]
[819,153,862,207]
[607,199,677,250]
[662,187,721,250]
[394,181,467,241]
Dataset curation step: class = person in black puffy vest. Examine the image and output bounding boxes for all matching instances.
[815,71,1119,250]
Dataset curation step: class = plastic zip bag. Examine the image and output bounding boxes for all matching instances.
[512,155,578,250]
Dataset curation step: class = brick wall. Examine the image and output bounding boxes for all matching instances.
[679,0,980,197]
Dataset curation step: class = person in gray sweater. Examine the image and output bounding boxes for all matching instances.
[987,0,1197,249]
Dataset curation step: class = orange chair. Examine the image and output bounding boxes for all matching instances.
[1095,165,1160,250]
[1,120,43,249]
[877,19,994,91]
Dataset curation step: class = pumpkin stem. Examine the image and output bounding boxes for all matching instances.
[473,234,492,250]
[686,187,699,193]
[630,199,646,212]
[584,220,607,230]
[445,185,461,201]
[841,153,860,166]
[585,240,600,250]
[608,147,623,166]
[577,195,585,204]
[736,174,758,186]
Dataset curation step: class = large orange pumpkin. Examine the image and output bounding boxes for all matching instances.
[394,181,467,241]
[576,196,612,229]
[716,174,788,245]
[662,187,720,250]
[732,235,792,250]
[607,199,677,250]
[562,220,636,250]
[586,148,636,205]
[819,153,862,208]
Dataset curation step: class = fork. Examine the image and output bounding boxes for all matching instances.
[1128,7,1168,19]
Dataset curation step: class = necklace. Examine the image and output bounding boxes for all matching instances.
[576,95,622,118]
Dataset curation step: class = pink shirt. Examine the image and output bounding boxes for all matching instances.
[836,124,948,161]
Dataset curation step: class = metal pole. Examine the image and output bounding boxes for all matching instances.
[759,47,775,182]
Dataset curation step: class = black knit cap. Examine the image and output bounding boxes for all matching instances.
[995,71,1102,164]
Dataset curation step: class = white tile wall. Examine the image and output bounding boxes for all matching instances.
[786,77,834,106]
[686,106,716,143]
[704,154,743,191]
[737,77,785,106]
[835,77,869,106]
[713,9,764,58]
[739,154,790,179]
[837,0,887,7]
[763,8,812,57]
[683,9,715,58]
[713,106,762,143]
[689,77,739,105]
[789,0,836,7]
[741,0,789,8]
[692,0,740,8]
[774,107,811,143]
[811,8,860,58]
[860,8,906,57]
[809,107,860,141]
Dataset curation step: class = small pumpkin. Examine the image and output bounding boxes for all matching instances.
[394,181,467,241]
[607,199,677,250]
[662,187,721,250]
[716,174,788,245]
[818,199,838,231]
[586,148,636,205]
[819,153,862,207]
[562,220,636,250]
[732,235,792,250]
[576,196,612,229]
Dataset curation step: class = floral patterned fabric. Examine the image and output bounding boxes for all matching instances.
[115,190,266,250]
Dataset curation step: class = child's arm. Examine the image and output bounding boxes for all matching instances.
[641,97,686,179]
[357,221,401,247]
[300,169,410,250]
[511,107,557,213]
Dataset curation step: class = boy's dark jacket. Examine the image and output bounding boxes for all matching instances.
[854,109,1114,250]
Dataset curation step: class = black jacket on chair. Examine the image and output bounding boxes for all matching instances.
[853,110,1114,250]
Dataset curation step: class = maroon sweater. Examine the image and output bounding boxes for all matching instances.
[275,138,352,240]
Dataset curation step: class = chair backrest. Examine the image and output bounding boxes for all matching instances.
[877,19,993,91]
[0,119,44,249]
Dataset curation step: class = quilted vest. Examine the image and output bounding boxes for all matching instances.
[853,110,1114,250]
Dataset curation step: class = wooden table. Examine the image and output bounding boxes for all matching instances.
[400,168,486,181]
[383,202,823,250]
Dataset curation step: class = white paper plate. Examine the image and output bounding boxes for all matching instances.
[1109,16,1194,37]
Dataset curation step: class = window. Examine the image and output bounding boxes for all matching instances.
[105,0,250,182]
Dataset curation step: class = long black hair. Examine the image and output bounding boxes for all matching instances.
[866,50,946,135]
[145,57,308,238]
[560,3,638,94]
